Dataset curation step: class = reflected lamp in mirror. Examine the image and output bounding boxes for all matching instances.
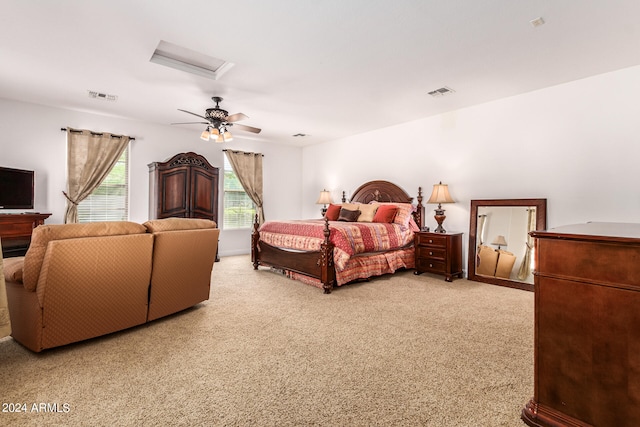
[491,235,508,250]
[427,181,455,233]
[316,189,333,216]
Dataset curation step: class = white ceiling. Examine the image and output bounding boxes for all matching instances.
[2,0,640,146]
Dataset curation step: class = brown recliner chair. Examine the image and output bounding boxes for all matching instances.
[143,218,219,322]
[4,222,154,352]
[476,245,499,276]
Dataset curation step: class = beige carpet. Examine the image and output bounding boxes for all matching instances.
[0,255,533,426]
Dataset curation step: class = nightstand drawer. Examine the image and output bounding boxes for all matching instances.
[417,258,446,274]
[417,246,446,261]
[416,234,447,247]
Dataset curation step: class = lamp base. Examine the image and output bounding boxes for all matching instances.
[434,208,447,233]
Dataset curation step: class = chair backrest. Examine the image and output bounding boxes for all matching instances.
[143,218,219,321]
[22,222,147,291]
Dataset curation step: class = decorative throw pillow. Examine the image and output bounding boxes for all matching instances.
[337,208,361,222]
[325,203,342,221]
[373,205,398,223]
[373,202,414,227]
[341,203,359,211]
[356,203,378,222]
[408,216,420,232]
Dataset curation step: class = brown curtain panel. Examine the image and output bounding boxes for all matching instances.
[64,128,129,223]
[224,150,265,224]
[517,207,536,280]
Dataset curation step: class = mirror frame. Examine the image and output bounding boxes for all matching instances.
[468,198,547,292]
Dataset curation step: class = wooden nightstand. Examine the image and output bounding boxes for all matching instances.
[414,231,463,281]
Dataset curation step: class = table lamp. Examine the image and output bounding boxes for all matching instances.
[316,189,333,216]
[427,181,455,233]
[491,235,508,250]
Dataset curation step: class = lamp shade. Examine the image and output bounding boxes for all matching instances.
[427,182,454,204]
[492,235,508,246]
[316,190,333,205]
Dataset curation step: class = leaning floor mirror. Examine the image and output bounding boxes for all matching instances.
[468,199,547,291]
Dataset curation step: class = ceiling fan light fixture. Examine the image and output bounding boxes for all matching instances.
[175,97,261,142]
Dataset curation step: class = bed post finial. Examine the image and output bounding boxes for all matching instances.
[342,191,346,203]
[320,216,335,294]
[251,214,260,269]
[416,187,424,229]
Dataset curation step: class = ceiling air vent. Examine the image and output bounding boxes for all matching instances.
[88,91,118,101]
[530,17,545,28]
[428,86,455,97]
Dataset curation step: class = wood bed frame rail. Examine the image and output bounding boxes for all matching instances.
[252,216,336,293]
[251,181,423,294]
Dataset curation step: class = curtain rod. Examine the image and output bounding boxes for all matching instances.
[61,128,136,141]
[222,149,264,157]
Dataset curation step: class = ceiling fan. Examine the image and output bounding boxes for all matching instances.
[172,96,261,143]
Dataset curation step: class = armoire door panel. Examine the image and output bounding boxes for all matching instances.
[190,168,217,218]
[159,168,189,217]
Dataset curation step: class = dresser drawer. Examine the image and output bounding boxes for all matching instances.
[417,246,446,261]
[417,258,446,274]
[416,234,447,247]
[538,238,640,287]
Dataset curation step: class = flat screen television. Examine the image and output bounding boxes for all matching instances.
[0,166,35,209]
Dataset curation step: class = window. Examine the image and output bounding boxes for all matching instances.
[223,154,255,229]
[77,146,129,222]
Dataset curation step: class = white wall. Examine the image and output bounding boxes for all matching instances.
[301,64,640,273]
[3,64,639,261]
[0,98,302,256]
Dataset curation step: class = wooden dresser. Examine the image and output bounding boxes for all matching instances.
[522,222,640,427]
[0,213,51,257]
[414,231,463,281]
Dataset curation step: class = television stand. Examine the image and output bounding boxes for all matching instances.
[0,213,52,258]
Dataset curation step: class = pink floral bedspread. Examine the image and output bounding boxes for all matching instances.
[258,219,415,271]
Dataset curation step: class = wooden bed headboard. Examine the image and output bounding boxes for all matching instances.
[340,180,424,229]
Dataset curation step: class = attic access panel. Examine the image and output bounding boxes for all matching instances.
[150,40,234,80]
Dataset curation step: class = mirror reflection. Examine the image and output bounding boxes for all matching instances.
[468,199,547,291]
[476,206,536,284]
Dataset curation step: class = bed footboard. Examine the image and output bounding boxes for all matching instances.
[252,215,336,293]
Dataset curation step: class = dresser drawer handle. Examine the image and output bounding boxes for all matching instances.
[429,239,433,243]
[429,251,433,256]
[429,263,433,268]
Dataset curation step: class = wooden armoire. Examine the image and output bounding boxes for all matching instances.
[148,152,219,223]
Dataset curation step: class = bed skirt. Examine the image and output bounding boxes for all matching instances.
[285,247,415,289]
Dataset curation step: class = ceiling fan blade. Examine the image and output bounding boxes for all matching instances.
[233,123,262,134]
[226,112,249,122]
[178,109,208,120]
[171,121,209,125]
